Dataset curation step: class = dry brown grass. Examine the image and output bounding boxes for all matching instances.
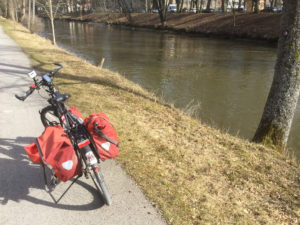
[1,18,299,225]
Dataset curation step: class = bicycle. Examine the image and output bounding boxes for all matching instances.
[15,63,112,206]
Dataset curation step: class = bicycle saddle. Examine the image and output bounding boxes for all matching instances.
[54,92,70,102]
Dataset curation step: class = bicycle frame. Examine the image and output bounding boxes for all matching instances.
[44,99,101,173]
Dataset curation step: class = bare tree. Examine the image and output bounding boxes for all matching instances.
[195,0,201,12]
[221,0,228,12]
[49,0,55,44]
[36,0,64,45]
[206,0,211,10]
[28,0,32,30]
[1,0,8,17]
[253,0,300,149]
[238,0,242,9]
[20,0,26,21]
[118,0,132,13]
[232,0,236,27]
[199,0,204,11]
[6,0,15,19]
[33,0,35,21]
[253,0,259,12]
[154,0,170,26]
[175,0,183,12]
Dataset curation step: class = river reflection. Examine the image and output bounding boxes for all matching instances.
[40,20,300,158]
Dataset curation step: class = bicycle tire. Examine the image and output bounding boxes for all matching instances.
[40,105,61,127]
[91,169,112,206]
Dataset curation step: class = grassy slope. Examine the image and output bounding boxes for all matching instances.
[1,18,299,225]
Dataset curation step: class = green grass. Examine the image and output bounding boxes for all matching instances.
[1,18,299,225]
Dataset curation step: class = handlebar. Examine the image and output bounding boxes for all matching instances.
[15,63,63,101]
[49,63,62,77]
[15,85,36,101]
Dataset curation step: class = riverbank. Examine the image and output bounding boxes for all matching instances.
[60,12,281,42]
[1,18,299,225]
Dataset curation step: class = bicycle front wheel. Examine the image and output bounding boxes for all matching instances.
[91,169,112,206]
[40,105,61,127]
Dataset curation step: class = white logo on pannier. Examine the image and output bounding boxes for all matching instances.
[101,142,110,151]
[62,160,73,170]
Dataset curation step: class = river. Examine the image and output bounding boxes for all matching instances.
[39,19,300,158]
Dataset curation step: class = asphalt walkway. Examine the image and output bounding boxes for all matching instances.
[0,25,166,225]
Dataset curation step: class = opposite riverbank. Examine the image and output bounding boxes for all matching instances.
[60,12,281,42]
[1,18,299,225]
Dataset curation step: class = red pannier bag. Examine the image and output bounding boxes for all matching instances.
[68,106,84,120]
[24,125,81,182]
[84,113,119,160]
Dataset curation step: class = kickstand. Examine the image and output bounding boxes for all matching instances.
[41,162,81,204]
[36,138,81,204]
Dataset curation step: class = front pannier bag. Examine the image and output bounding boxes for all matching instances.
[84,113,119,160]
[24,125,81,182]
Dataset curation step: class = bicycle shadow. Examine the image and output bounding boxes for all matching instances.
[0,136,105,210]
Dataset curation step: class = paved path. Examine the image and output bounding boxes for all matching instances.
[0,25,166,225]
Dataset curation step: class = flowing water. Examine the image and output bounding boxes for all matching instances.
[39,20,300,158]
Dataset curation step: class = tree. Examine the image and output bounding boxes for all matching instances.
[253,0,259,12]
[232,0,236,27]
[253,0,300,149]
[32,0,35,21]
[28,0,32,30]
[221,0,227,12]
[36,0,64,45]
[21,0,26,21]
[48,0,55,44]
[154,0,169,27]
[238,0,242,9]
[6,0,15,19]
[206,0,211,10]
[175,0,183,12]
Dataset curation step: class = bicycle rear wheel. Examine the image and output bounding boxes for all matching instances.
[91,169,112,206]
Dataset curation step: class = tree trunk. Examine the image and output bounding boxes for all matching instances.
[32,0,35,23]
[206,0,211,10]
[195,0,199,12]
[232,1,236,26]
[6,0,15,19]
[4,0,7,18]
[155,0,168,27]
[200,0,204,11]
[254,0,259,13]
[49,0,56,45]
[21,0,26,21]
[253,0,300,149]
[28,0,31,30]
[238,0,242,9]
[176,0,183,12]
[14,0,18,22]
[221,0,226,12]
[11,0,17,29]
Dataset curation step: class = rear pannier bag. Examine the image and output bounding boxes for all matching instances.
[24,125,81,182]
[68,106,84,120]
[84,113,119,160]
